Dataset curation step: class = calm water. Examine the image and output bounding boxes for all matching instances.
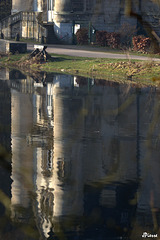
[0,68,160,240]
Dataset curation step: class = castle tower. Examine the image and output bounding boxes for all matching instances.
[54,0,71,12]
[12,0,33,13]
[53,0,73,43]
[12,0,42,14]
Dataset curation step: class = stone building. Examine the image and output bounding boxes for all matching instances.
[0,0,160,44]
[0,1,159,42]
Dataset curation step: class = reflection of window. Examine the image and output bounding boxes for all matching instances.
[47,94,53,107]
[40,189,54,218]
[47,150,53,171]
[41,150,53,177]
[58,161,65,179]
[48,0,54,10]
[57,160,71,182]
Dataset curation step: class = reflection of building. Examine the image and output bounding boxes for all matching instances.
[130,90,160,240]
[8,71,160,239]
[0,80,11,152]
[33,75,85,238]
[11,83,34,218]
[0,80,11,233]
[52,76,84,218]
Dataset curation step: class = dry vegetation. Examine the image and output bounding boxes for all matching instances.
[1,52,159,86]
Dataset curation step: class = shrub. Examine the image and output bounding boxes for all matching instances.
[96,31,108,46]
[76,28,88,45]
[96,31,120,48]
[106,32,120,49]
[132,35,151,52]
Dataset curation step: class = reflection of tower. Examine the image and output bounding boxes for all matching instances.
[34,147,54,239]
[83,84,120,184]
[52,75,84,218]
[83,84,138,185]
[33,86,47,126]
[82,83,139,236]
[134,90,160,232]
[11,87,34,219]
[117,85,138,182]
[0,80,11,152]
[33,75,85,238]
[129,89,160,239]
[33,83,54,239]
[46,83,54,126]
[0,80,11,225]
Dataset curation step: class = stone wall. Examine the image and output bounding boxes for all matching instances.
[21,12,47,41]
[1,0,160,44]
[51,0,160,42]
[51,0,140,42]
[12,0,34,14]
[0,39,27,53]
[11,21,21,38]
[0,17,11,38]
[0,11,47,42]
[91,0,122,32]
[141,0,160,35]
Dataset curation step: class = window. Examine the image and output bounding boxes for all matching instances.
[48,0,54,11]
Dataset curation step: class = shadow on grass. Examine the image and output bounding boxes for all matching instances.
[50,56,81,62]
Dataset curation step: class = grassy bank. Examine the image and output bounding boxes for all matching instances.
[0,52,160,86]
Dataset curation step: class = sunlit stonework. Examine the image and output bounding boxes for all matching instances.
[1,1,160,46]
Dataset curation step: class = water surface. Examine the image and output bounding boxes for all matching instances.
[0,69,160,240]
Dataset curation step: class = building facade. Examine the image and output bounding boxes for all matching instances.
[1,0,160,44]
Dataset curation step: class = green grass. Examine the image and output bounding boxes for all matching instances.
[1,53,160,86]
[0,53,27,62]
[40,54,160,85]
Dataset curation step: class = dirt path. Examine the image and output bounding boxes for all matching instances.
[27,44,160,61]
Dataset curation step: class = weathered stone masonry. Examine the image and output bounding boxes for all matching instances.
[0,0,160,44]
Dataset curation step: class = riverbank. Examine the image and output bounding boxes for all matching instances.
[0,52,160,86]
